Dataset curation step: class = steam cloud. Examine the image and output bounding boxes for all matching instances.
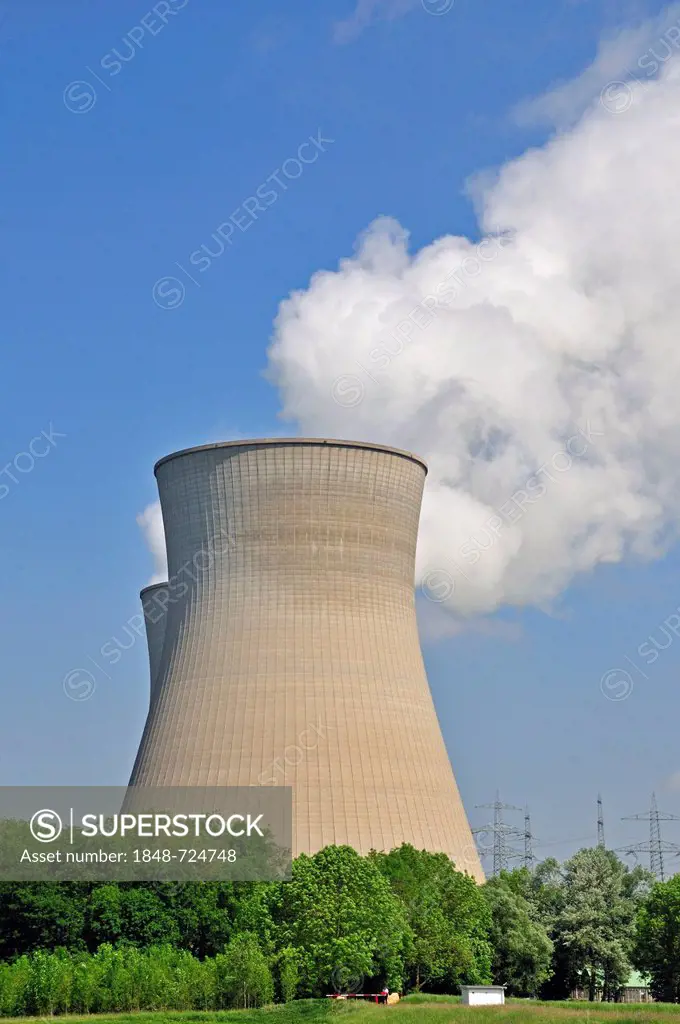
[137,502,167,584]
[267,45,680,617]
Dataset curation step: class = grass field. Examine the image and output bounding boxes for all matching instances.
[3,997,680,1024]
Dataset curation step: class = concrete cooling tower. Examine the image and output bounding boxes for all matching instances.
[140,583,169,704]
[129,438,484,881]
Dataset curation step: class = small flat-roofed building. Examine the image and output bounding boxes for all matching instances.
[461,986,505,1005]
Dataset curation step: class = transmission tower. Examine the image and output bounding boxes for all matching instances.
[524,807,536,869]
[474,791,524,876]
[597,794,605,849]
[619,793,680,880]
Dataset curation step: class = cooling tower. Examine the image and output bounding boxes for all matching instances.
[128,439,484,881]
[140,583,169,704]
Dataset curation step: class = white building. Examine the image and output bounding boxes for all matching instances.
[460,986,506,1005]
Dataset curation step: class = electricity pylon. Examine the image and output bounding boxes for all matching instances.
[619,793,680,880]
[474,791,525,876]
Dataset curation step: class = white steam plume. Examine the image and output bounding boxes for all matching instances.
[333,0,418,43]
[513,3,680,129]
[136,502,167,584]
[268,47,680,618]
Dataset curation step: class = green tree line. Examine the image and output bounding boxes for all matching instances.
[3,843,680,1012]
[0,844,491,1011]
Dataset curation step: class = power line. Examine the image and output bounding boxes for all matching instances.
[532,832,598,851]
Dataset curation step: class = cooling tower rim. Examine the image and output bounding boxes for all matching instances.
[140,582,169,598]
[154,438,428,476]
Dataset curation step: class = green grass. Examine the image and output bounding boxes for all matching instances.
[4,999,680,1024]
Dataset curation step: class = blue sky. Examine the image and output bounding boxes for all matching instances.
[2,0,680,873]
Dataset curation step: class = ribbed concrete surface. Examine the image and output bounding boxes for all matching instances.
[129,439,484,881]
[140,583,169,704]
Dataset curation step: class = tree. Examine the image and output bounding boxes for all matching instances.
[214,933,273,1009]
[511,860,573,1001]
[373,844,492,992]
[230,881,278,956]
[0,883,87,959]
[553,848,651,1001]
[149,882,235,957]
[118,887,180,948]
[0,955,31,1016]
[275,946,300,1003]
[85,886,123,949]
[276,845,411,996]
[633,875,680,1002]
[483,875,553,995]
[26,949,73,1016]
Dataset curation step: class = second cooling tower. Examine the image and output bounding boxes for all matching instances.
[129,438,484,881]
[140,583,169,704]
